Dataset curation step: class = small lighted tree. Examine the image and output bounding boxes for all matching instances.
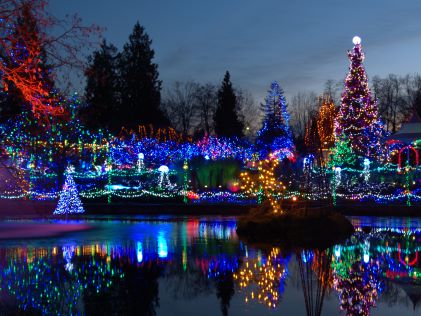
[241,156,286,213]
[53,165,84,215]
[328,135,357,169]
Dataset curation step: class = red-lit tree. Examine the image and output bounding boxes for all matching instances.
[0,0,100,120]
[335,37,385,158]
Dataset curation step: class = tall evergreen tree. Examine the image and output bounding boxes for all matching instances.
[256,81,294,159]
[336,36,385,158]
[83,40,119,132]
[214,71,244,137]
[119,22,168,130]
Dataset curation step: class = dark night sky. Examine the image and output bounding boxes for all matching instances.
[50,0,421,101]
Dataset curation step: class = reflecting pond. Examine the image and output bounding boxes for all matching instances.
[0,215,420,315]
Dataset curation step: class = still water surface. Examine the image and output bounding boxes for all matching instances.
[0,215,420,315]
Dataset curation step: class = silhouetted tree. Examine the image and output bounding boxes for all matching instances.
[214,71,244,138]
[195,83,217,137]
[414,90,421,117]
[289,91,318,145]
[163,81,199,136]
[237,88,260,139]
[119,22,169,130]
[107,263,162,315]
[82,39,120,132]
[216,273,235,316]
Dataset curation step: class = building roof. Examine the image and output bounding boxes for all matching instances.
[388,111,421,144]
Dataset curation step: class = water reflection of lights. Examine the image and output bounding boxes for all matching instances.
[333,261,383,316]
[330,223,421,315]
[158,233,168,258]
[137,241,143,263]
[234,248,289,308]
[63,245,76,272]
[0,246,124,315]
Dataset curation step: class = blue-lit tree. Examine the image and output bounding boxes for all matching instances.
[256,81,294,159]
[53,165,84,215]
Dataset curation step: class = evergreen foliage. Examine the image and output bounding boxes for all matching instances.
[336,38,385,158]
[53,166,85,215]
[119,22,169,130]
[83,40,120,132]
[256,81,294,159]
[329,134,357,168]
[214,71,244,137]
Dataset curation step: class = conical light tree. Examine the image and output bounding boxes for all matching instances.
[53,165,84,215]
[317,97,336,149]
[328,134,357,169]
[335,36,385,158]
[256,81,294,159]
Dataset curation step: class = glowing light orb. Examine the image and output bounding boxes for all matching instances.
[352,36,361,45]
[138,153,144,159]
[334,246,341,258]
[363,158,370,167]
[158,165,169,173]
[363,253,370,263]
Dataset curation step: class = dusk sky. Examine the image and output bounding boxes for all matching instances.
[50,0,421,102]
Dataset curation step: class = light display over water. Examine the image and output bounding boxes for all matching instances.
[0,216,420,315]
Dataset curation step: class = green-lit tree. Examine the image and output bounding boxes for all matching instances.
[329,134,357,169]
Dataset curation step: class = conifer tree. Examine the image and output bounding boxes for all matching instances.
[329,134,357,168]
[336,36,385,158]
[317,97,336,149]
[256,81,294,158]
[214,71,244,138]
[54,166,84,215]
[83,40,120,132]
[119,22,168,130]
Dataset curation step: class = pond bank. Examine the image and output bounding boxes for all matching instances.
[0,199,419,219]
[0,221,92,239]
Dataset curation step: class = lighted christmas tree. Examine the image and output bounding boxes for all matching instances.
[317,97,336,149]
[53,165,85,215]
[328,134,357,169]
[241,157,286,213]
[335,36,385,158]
[256,81,294,159]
